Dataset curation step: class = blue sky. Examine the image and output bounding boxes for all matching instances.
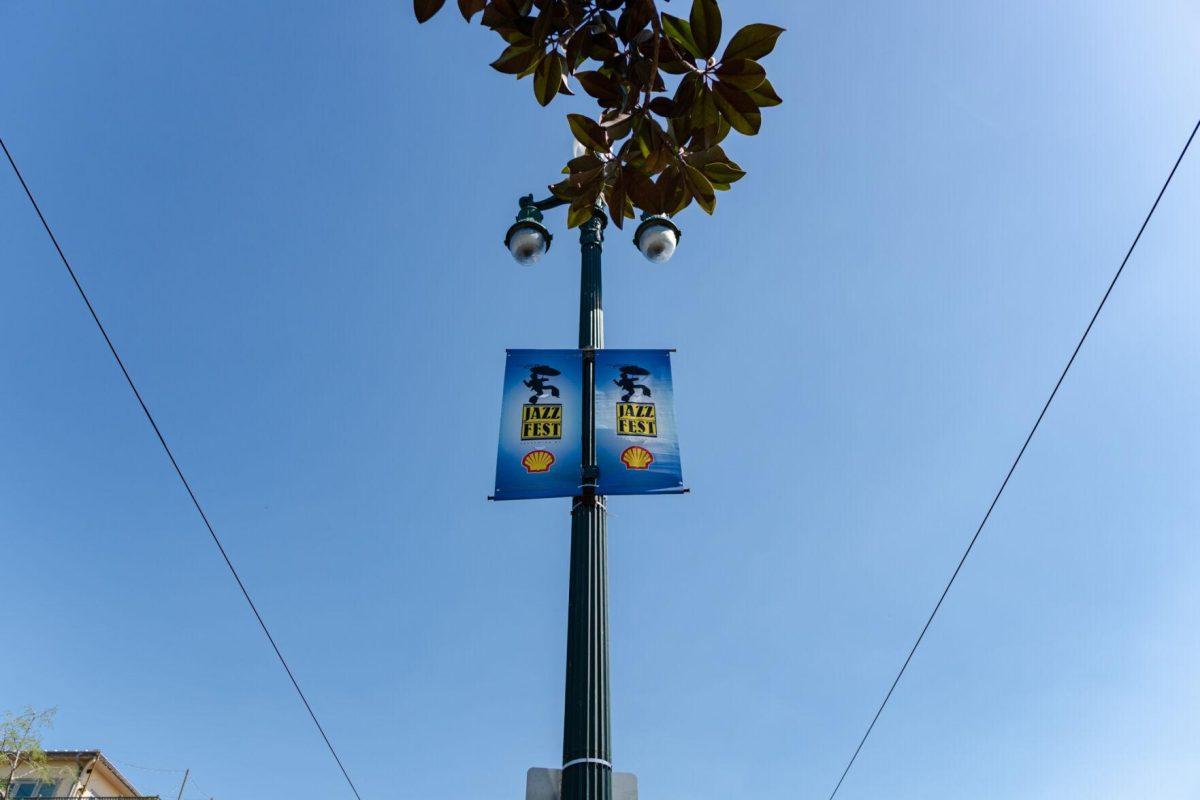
[2,2,1198,799]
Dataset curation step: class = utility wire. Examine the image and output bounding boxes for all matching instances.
[109,760,214,800]
[109,759,187,774]
[1,136,365,800]
[825,115,1200,800]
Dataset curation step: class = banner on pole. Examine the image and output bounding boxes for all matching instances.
[493,349,584,500]
[594,349,685,496]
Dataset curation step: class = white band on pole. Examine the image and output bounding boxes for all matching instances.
[562,757,612,770]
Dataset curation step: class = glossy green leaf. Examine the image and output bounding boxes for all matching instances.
[722,23,785,61]
[497,27,532,45]
[662,13,700,58]
[667,114,694,148]
[567,203,592,228]
[711,81,762,135]
[684,143,730,167]
[700,161,746,184]
[602,112,634,139]
[533,54,562,106]
[656,42,695,75]
[516,50,543,79]
[714,59,766,91]
[490,43,538,74]
[690,84,719,127]
[689,0,722,59]
[532,10,555,46]
[671,72,702,121]
[649,96,677,117]
[689,115,731,149]
[486,0,519,19]
[745,77,783,107]
[683,162,716,213]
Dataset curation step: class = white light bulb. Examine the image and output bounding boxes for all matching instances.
[637,224,677,264]
[509,227,547,265]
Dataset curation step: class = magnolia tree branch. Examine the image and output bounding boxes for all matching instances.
[414,0,784,227]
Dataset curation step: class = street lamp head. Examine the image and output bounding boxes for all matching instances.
[632,214,681,264]
[507,223,550,265]
[504,203,553,266]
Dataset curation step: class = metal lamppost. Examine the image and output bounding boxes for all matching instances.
[504,194,681,800]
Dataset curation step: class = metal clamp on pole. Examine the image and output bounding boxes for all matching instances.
[580,465,600,492]
[571,497,606,513]
[562,757,613,770]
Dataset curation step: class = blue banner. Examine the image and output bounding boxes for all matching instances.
[594,349,685,496]
[493,349,584,500]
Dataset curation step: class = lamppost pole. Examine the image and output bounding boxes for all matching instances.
[506,193,680,800]
[562,205,611,800]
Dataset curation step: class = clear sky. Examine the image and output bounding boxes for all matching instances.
[2,2,1198,799]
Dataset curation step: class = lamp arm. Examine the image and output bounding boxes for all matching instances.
[519,194,569,213]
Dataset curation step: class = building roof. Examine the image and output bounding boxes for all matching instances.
[40,751,141,797]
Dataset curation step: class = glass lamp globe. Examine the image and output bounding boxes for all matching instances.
[504,210,552,266]
[508,225,549,265]
[632,215,682,264]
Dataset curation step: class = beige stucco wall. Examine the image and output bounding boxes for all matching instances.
[9,754,142,797]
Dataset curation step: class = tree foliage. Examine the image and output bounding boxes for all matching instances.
[1,707,56,795]
[414,0,783,227]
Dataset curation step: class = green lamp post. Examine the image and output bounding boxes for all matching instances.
[504,194,681,800]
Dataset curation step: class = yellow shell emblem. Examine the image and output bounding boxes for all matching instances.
[620,445,654,470]
[522,449,555,473]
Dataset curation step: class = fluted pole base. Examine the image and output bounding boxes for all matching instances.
[562,497,610,800]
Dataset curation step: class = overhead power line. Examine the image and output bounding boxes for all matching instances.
[825,114,1200,800]
[109,759,187,775]
[1,136,365,800]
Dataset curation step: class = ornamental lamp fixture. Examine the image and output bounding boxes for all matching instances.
[632,213,682,264]
[505,199,553,266]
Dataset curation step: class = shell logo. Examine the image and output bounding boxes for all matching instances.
[522,449,555,473]
[620,445,654,470]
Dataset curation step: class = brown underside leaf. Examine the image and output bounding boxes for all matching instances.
[457,0,486,22]
[491,43,539,75]
[656,166,689,214]
[568,113,611,152]
[414,0,447,23]
[603,175,628,228]
[575,70,621,101]
[624,168,661,213]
